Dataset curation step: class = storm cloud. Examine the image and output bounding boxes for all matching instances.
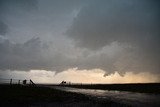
[67,0,160,50]
[0,0,160,76]
[67,0,160,74]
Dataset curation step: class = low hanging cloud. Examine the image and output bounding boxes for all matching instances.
[0,0,160,77]
[0,37,128,75]
[0,37,45,71]
[0,36,159,75]
[67,0,160,74]
[0,36,80,72]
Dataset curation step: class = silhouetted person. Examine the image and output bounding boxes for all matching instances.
[23,80,27,85]
[10,79,12,85]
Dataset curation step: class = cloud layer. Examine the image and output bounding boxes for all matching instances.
[67,0,160,74]
[67,0,160,49]
[0,0,160,77]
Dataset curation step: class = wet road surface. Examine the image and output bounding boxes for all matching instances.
[50,86,160,107]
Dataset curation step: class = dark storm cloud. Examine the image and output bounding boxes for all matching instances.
[0,0,86,43]
[67,0,160,50]
[0,37,44,71]
[0,36,75,72]
[0,0,160,76]
[66,0,160,74]
[0,0,86,72]
[0,35,124,73]
[0,35,79,71]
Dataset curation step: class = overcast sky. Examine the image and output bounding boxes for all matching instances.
[0,0,160,83]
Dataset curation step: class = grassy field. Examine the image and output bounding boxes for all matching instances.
[62,83,160,94]
[0,84,127,107]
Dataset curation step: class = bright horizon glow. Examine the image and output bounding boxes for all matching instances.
[1,69,159,84]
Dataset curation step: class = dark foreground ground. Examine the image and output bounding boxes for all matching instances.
[0,84,128,107]
[61,83,160,94]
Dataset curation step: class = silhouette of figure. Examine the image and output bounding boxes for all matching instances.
[10,79,12,85]
[23,80,27,85]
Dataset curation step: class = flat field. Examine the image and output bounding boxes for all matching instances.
[0,84,126,107]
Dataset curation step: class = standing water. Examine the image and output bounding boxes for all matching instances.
[50,86,160,107]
